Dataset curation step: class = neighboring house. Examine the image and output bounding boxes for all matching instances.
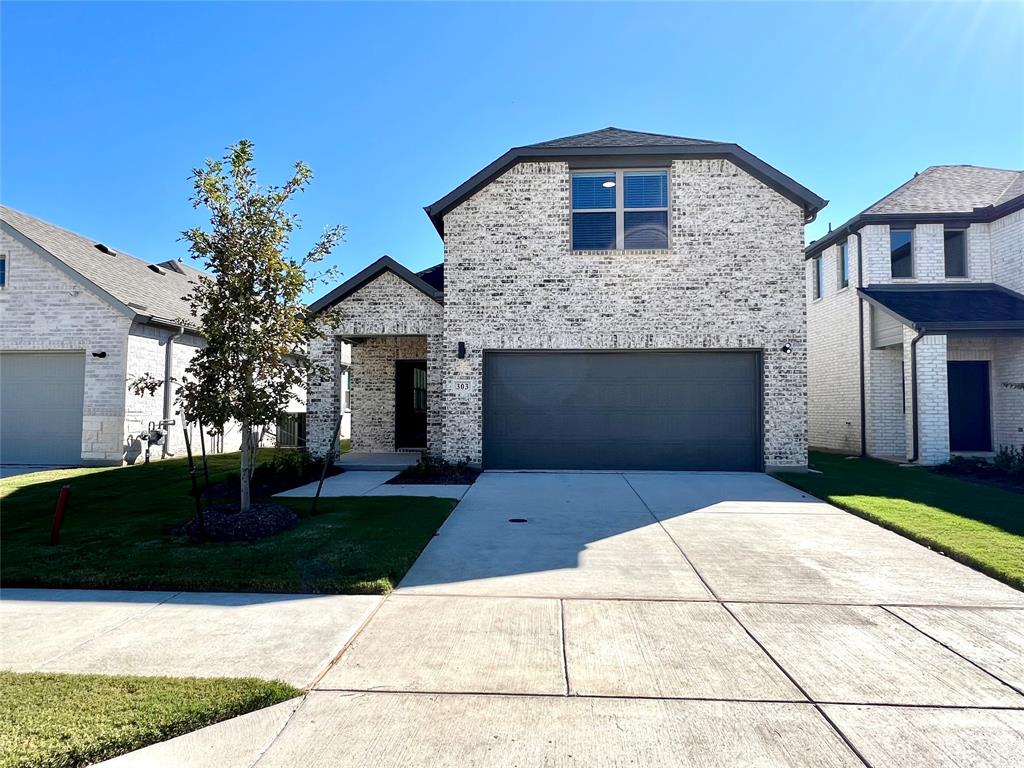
[0,206,321,467]
[306,127,826,471]
[805,166,1024,465]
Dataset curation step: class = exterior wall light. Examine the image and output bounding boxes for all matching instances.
[457,342,466,359]
[780,344,792,354]
[91,351,107,358]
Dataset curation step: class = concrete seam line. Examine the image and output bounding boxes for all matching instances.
[880,605,1024,698]
[295,688,1024,712]
[34,590,183,670]
[309,595,389,690]
[559,598,571,696]
[250,694,308,768]
[620,474,720,601]
[718,602,875,768]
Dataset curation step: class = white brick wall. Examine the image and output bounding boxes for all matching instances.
[308,270,443,456]
[442,158,808,468]
[350,335,428,452]
[904,330,949,464]
[993,337,1024,451]
[991,208,1024,294]
[0,231,130,464]
[806,236,861,453]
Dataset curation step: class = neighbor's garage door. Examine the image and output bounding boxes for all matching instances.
[0,352,85,465]
[483,351,761,471]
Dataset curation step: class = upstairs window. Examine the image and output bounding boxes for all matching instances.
[0,254,5,287]
[890,229,913,278]
[571,169,668,251]
[813,256,823,299]
[838,241,849,288]
[944,229,967,277]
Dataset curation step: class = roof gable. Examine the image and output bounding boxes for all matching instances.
[424,127,827,236]
[1,205,201,329]
[308,255,443,314]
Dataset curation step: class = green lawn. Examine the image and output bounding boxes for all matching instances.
[0,452,455,593]
[775,452,1024,590]
[0,672,297,768]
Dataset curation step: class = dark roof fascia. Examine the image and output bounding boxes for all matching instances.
[424,143,828,237]
[857,283,1024,334]
[308,255,443,314]
[805,193,1024,259]
[1,219,139,322]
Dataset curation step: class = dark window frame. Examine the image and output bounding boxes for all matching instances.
[890,228,914,279]
[813,256,823,300]
[838,241,849,289]
[0,253,6,288]
[571,168,669,251]
[944,228,968,278]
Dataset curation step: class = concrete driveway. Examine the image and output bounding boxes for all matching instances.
[111,472,1024,767]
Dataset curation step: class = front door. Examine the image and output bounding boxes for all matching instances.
[395,360,428,449]
[947,361,992,452]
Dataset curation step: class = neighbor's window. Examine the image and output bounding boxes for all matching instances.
[571,169,669,251]
[944,229,967,278]
[890,229,913,278]
[838,241,849,288]
[0,254,6,288]
[813,256,823,299]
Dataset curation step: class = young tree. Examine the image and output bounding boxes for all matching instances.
[177,140,343,512]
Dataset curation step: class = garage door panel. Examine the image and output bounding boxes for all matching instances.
[484,351,761,471]
[0,352,85,465]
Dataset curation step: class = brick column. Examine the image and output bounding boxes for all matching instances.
[904,330,949,464]
[426,333,444,455]
[306,334,341,458]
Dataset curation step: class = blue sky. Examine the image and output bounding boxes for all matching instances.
[3,1,1022,291]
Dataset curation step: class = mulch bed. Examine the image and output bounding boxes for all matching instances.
[930,467,1024,495]
[174,503,299,542]
[387,465,480,485]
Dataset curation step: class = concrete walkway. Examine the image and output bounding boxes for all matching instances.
[90,472,1024,765]
[1,590,380,688]
[275,470,470,499]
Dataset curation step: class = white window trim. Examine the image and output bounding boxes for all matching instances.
[571,168,670,251]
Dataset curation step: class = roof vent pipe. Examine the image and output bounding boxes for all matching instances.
[94,243,116,256]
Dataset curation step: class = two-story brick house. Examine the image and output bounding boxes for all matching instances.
[307,128,826,471]
[805,166,1024,464]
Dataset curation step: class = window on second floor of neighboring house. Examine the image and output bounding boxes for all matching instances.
[571,169,669,251]
[944,229,967,278]
[813,255,823,299]
[0,254,6,288]
[890,229,913,278]
[838,241,849,288]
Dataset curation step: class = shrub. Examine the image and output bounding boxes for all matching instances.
[994,445,1024,480]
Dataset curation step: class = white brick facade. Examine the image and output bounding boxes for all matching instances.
[807,208,1024,465]
[440,158,808,469]
[1,232,130,464]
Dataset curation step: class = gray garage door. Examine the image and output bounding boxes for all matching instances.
[483,351,761,471]
[0,352,85,465]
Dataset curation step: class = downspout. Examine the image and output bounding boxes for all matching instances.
[162,326,184,458]
[909,329,926,463]
[854,231,866,457]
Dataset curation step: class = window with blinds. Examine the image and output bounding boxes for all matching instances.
[571,169,669,251]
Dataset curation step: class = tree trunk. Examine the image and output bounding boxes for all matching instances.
[240,421,253,513]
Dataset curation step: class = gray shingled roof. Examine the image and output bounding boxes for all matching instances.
[866,165,1024,214]
[1,205,201,329]
[525,127,720,149]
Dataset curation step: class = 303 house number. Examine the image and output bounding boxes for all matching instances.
[453,381,471,391]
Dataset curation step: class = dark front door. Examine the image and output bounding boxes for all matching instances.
[395,360,428,449]
[483,350,762,471]
[947,361,992,452]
